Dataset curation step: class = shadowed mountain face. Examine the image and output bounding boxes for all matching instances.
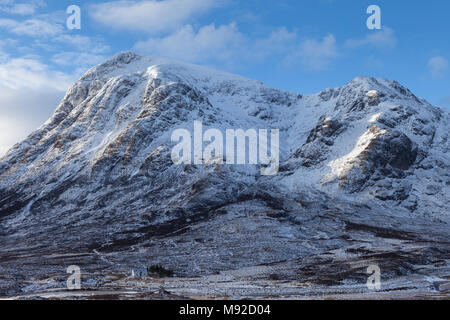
[0,52,449,298]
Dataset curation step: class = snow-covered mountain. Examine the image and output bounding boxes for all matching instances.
[0,52,448,298]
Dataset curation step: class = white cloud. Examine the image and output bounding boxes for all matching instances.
[0,15,109,69]
[0,0,45,15]
[0,87,64,157]
[88,0,339,70]
[135,22,336,70]
[0,57,72,156]
[291,34,337,70]
[0,55,74,157]
[0,40,15,61]
[52,34,110,54]
[345,27,397,49]
[251,27,298,60]
[135,23,245,63]
[299,35,337,69]
[90,0,219,34]
[428,56,448,79]
[0,18,63,37]
[0,57,74,90]
[0,10,109,53]
[0,2,110,157]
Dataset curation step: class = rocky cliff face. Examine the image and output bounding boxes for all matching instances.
[284,76,449,219]
[0,52,448,298]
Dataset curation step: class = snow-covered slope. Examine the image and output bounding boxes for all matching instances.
[0,52,448,296]
[283,76,450,220]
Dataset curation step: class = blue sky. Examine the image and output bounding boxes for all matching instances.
[0,0,449,154]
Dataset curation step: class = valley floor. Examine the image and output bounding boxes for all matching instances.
[1,249,449,300]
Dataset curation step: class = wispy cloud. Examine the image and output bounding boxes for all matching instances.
[0,15,107,74]
[0,18,63,37]
[0,1,112,156]
[135,23,245,63]
[89,1,341,70]
[0,57,74,90]
[428,56,448,79]
[0,0,45,16]
[135,22,337,70]
[0,87,64,157]
[345,27,397,49]
[0,55,74,157]
[52,34,110,54]
[285,34,337,70]
[0,7,109,53]
[89,0,221,34]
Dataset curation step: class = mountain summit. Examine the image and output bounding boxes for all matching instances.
[0,52,449,297]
